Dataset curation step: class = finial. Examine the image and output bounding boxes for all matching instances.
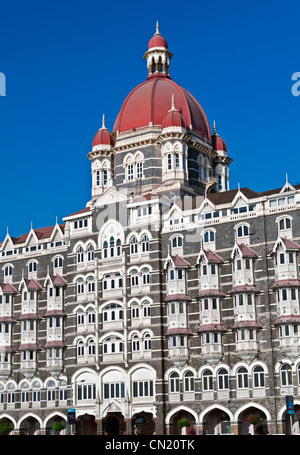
[286,173,289,184]
[155,20,160,35]
[213,120,217,134]
[56,215,58,225]
[31,221,33,230]
[170,94,176,111]
[101,114,106,129]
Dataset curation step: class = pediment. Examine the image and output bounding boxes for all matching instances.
[94,187,128,207]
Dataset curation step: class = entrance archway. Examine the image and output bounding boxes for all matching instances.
[104,412,125,435]
[132,411,155,435]
[76,414,97,435]
[19,416,41,435]
[0,417,14,435]
[238,406,268,435]
[169,409,196,435]
[202,409,232,435]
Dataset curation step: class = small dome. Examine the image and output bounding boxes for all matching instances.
[148,21,168,50]
[92,115,113,148]
[162,95,186,130]
[212,121,227,153]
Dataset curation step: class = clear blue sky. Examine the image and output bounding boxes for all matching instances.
[0,0,299,241]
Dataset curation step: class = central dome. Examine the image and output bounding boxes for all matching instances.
[113,75,211,138]
[112,24,211,139]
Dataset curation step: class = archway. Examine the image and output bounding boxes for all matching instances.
[202,409,232,435]
[0,417,14,435]
[169,409,196,435]
[104,412,125,435]
[132,411,155,435]
[19,416,41,435]
[238,406,268,435]
[45,415,67,435]
[76,413,97,435]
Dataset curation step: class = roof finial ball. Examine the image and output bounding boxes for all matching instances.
[101,114,106,130]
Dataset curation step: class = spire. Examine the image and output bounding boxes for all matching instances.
[213,120,217,134]
[155,20,160,35]
[101,114,106,130]
[169,94,176,111]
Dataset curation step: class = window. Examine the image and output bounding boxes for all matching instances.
[204,231,215,243]
[269,195,295,208]
[279,217,292,231]
[202,369,213,391]
[130,236,138,254]
[169,372,180,393]
[217,368,229,390]
[144,333,151,350]
[237,225,249,238]
[237,367,248,388]
[77,383,96,401]
[184,371,195,392]
[133,380,153,397]
[47,380,56,402]
[104,382,125,399]
[253,366,265,388]
[77,278,84,295]
[32,381,41,403]
[77,341,85,357]
[142,235,149,253]
[132,335,140,351]
[127,163,134,180]
[74,218,88,230]
[142,268,150,285]
[77,246,84,264]
[54,257,63,269]
[103,169,108,186]
[4,265,13,277]
[172,236,183,249]
[28,261,37,273]
[168,154,172,170]
[281,364,292,386]
[96,170,100,186]
[231,205,256,214]
[137,161,143,179]
[87,245,94,261]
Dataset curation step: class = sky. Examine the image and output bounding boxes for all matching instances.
[0,0,299,241]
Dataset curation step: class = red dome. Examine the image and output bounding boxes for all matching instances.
[212,134,227,153]
[148,33,168,50]
[162,97,186,130]
[113,76,211,138]
[92,127,112,148]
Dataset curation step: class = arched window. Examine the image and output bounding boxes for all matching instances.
[54,257,63,269]
[217,368,229,390]
[172,236,183,249]
[203,230,215,243]
[237,224,249,238]
[132,334,140,351]
[142,268,150,285]
[103,241,108,258]
[167,153,172,170]
[77,278,84,295]
[21,382,30,403]
[32,380,41,403]
[87,245,94,262]
[130,236,138,254]
[77,310,84,326]
[77,246,84,264]
[110,237,115,257]
[202,369,213,391]
[28,261,37,273]
[47,380,56,402]
[184,371,195,392]
[88,339,96,355]
[77,341,85,357]
[144,333,151,350]
[141,234,149,253]
[169,372,180,393]
[279,217,292,231]
[281,364,292,386]
[253,366,265,388]
[131,270,139,287]
[237,367,249,388]
[4,265,13,277]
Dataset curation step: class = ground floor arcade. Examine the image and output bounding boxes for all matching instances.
[1,401,300,435]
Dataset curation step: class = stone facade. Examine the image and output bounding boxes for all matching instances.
[0,26,298,436]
